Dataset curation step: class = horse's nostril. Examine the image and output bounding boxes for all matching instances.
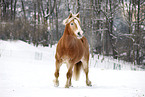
[78,32,81,36]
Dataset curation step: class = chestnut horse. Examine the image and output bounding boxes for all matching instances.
[53,13,91,88]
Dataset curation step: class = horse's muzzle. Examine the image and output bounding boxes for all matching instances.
[77,32,83,39]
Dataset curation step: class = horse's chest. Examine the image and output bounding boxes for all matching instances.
[66,41,84,53]
[57,36,85,61]
[64,42,84,57]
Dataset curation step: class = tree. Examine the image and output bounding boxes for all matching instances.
[135,0,144,65]
[0,0,1,20]
[0,0,144,65]
[13,0,17,20]
[76,0,80,13]
[99,0,119,59]
[55,0,58,40]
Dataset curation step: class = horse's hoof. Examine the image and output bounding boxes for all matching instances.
[65,84,70,88]
[86,81,92,86]
[87,84,92,87]
[53,79,59,87]
[54,83,59,87]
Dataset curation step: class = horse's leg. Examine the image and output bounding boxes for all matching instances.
[69,77,72,87]
[65,63,73,88]
[53,60,61,87]
[82,61,92,86]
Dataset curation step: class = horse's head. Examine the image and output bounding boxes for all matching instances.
[63,13,83,39]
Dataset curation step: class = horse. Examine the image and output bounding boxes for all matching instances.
[53,13,92,88]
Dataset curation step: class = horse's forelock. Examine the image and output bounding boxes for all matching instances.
[62,15,80,25]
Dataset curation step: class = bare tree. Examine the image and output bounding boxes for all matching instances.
[21,0,26,20]
[76,0,80,13]
[0,0,144,65]
[0,0,1,20]
[135,0,144,65]
[55,0,58,40]
[13,0,17,20]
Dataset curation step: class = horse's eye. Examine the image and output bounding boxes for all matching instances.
[71,23,73,25]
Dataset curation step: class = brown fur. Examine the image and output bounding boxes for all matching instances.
[53,13,91,88]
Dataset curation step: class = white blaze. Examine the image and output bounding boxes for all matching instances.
[74,19,83,38]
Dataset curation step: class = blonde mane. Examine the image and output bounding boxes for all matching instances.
[63,13,80,25]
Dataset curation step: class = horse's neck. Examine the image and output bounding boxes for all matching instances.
[63,25,74,36]
[62,31,78,47]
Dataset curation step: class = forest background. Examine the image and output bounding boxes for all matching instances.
[0,0,144,65]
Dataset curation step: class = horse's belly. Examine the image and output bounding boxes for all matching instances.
[61,50,83,64]
[68,48,83,59]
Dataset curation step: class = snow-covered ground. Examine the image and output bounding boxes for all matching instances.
[0,40,145,97]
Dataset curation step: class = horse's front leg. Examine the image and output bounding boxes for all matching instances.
[53,60,61,87]
[69,77,72,86]
[65,64,73,88]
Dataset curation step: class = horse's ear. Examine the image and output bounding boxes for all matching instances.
[76,13,79,18]
[68,13,73,19]
[62,18,68,25]
[62,13,73,25]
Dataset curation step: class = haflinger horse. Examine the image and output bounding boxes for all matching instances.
[53,13,92,88]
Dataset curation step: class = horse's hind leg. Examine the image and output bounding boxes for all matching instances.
[82,61,92,86]
[53,60,61,87]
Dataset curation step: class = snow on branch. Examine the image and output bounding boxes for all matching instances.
[94,18,105,21]
[96,28,108,32]
[121,34,133,36]
[118,33,135,42]
[110,34,117,39]
[44,13,50,18]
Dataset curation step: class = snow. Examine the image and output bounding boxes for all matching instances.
[0,40,145,97]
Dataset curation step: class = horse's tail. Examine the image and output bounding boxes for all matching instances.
[73,61,82,81]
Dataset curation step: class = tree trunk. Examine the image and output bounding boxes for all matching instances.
[37,0,41,24]
[21,0,26,20]
[0,0,1,20]
[33,0,36,45]
[109,0,118,59]
[40,0,45,19]
[49,0,52,47]
[90,0,94,58]
[127,0,133,62]
[76,0,80,13]
[136,0,141,65]
[10,0,13,20]
[105,0,109,56]
[67,0,70,15]
[2,0,7,20]
[55,0,58,40]
[13,0,17,20]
